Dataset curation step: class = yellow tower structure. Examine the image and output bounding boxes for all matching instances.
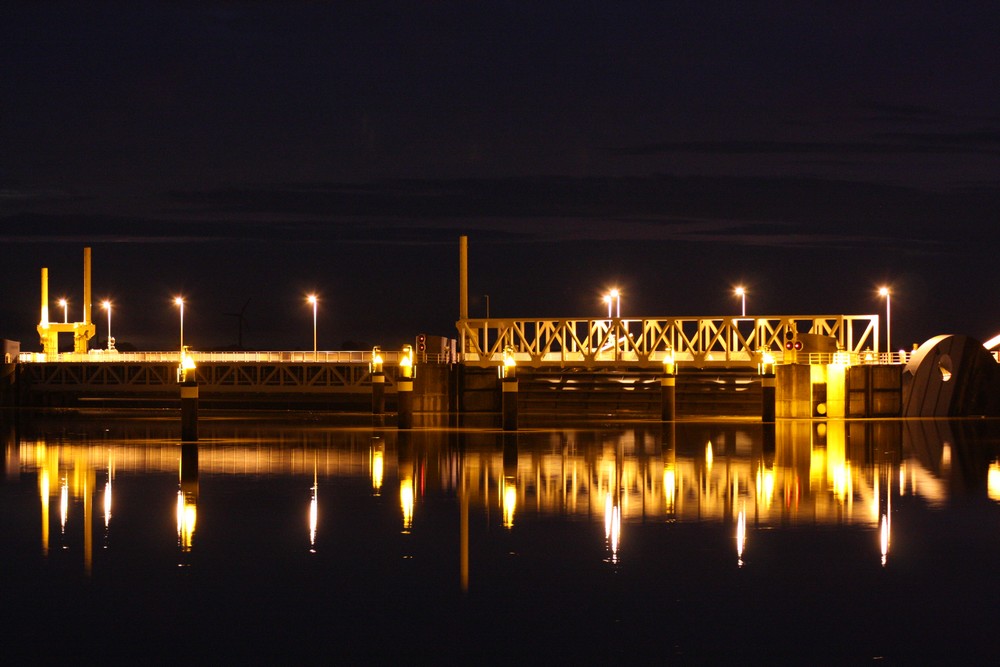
[36,247,97,356]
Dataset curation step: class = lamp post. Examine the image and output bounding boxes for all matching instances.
[174,297,185,353]
[734,286,746,317]
[101,300,112,350]
[610,288,620,318]
[879,287,891,355]
[307,295,318,358]
[482,294,490,319]
[603,294,612,318]
[59,298,68,324]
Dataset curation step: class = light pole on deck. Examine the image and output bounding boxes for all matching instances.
[59,298,68,324]
[308,294,318,358]
[735,286,746,317]
[101,300,112,350]
[174,297,185,353]
[879,287,891,355]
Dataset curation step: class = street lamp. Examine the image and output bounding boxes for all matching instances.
[174,297,185,353]
[58,298,68,324]
[101,300,112,350]
[734,286,746,317]
[307,294,318,357]
[879,287,891,354]
[610,288,620,318]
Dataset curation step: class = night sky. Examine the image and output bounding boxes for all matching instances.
[3,3,999,353]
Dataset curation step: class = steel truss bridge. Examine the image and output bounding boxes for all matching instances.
[457,314,885,368]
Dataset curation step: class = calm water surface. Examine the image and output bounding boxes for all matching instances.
[3,413,1000,664]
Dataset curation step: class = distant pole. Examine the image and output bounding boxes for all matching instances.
[735,286,746,317]
[460,236,468,321]
[483,294,490,319]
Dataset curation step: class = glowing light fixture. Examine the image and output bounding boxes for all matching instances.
[399,344,414,379]
[58,298,68,324]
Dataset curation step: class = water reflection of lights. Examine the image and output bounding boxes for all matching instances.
[60,477,69,536]
[663,467,676,513]
[756,466,775,508]
[371,446,384,496]
[988,463,1000,502]
[502,477,516,529]
[736,508,746,568]
[880,514,890,566]
[400,479,414,533]
[15,425,1000,571]
[176,491,197,552]
[104,478,112,529]
[604,492,622,564]
[309,469,318,553]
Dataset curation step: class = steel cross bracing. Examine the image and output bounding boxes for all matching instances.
[457,314,880,368]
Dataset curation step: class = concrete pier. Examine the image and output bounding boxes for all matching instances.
[180,380,198,441]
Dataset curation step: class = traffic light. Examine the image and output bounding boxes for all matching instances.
[416,334,427,354]
[783,328,802,351]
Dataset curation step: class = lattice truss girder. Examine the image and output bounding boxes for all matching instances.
[22,362,399,393]
[458,315,878,367]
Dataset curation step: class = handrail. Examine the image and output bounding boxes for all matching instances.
[18,350,453,365]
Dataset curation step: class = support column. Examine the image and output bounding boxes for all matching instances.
[502,376,518,431]
[761,372,776,423]
[372,372,385,414]
[180,380,199,441]
[397,377,413,429]
[660,372,676,421]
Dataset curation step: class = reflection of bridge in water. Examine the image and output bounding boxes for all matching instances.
[12,418,998,567]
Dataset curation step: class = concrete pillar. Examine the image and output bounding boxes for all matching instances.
[371,371,385,414]
[660,372,676,421]
[397,376,414,429]
[180,380,198,441]
[502,376,518,431]
[761,372,776,423]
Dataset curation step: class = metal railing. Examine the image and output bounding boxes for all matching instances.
[17,350,452,365]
